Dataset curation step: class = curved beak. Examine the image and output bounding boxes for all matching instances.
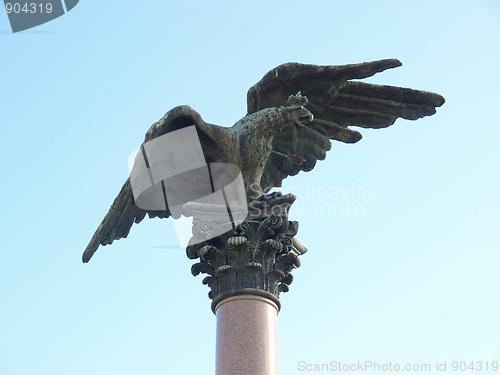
[297,107,314,127]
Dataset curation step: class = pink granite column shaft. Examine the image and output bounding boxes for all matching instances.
[214,294,279,375]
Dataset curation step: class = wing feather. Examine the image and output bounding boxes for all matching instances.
[83,105,219,262]
[247,59,445,190]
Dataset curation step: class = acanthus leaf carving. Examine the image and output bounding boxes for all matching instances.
[186,193,307,305]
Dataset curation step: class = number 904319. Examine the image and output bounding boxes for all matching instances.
[5,2,53,14]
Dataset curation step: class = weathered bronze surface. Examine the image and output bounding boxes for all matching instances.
[83,59,444,274]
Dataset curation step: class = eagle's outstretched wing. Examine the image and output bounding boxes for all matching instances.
[247,59,445,190]
[83,105,221,263]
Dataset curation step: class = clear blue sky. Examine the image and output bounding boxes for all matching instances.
[1,1,499,374]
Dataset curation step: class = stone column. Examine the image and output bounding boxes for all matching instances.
[215,294,279,375]
[186,193,307,375]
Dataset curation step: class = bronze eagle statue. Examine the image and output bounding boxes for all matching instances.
[83,59,444,263]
